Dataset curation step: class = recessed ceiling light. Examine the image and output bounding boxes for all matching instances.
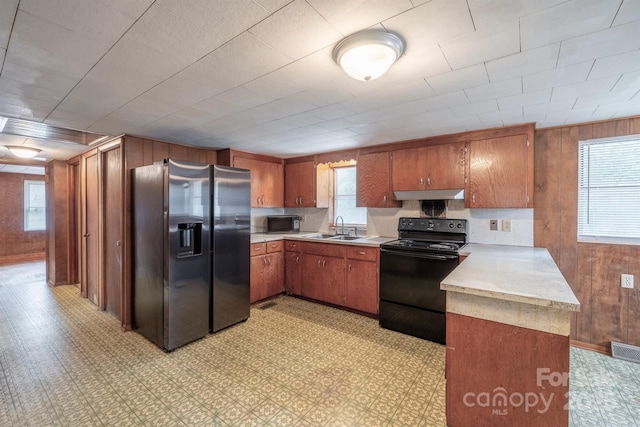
[333,29,405,81]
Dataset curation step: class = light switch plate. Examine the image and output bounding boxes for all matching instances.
[622,274,634,289]
[490,219,498,231]
[502,219,512,232]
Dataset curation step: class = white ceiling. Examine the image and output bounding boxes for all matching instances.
[0,0,639,161]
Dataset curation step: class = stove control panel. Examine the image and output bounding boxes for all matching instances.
[398,217,467,233]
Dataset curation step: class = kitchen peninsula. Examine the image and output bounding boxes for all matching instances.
[442,244,580,427]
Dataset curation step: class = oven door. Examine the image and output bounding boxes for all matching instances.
[379,248,459,313]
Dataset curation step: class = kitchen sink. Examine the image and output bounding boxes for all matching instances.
[329,235,361,241]
[304,233,336,239]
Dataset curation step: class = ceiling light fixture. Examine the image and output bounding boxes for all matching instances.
[6,146,41,159]
[333,29,405,81]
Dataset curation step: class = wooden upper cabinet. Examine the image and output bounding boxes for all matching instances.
[424,142,465,189]
[391,143,465,191]
[228,155,284,208]
[356,152,400,208]
[284,161,329,208]
[466,133,533,208]
[391,146,426,191]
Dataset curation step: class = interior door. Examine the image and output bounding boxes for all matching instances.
[102,146,122,318]
[85,153,99,305]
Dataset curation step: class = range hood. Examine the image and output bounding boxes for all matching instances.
[393,188,464,201]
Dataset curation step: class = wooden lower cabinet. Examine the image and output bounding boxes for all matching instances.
[346,259,378,314]
[446,313,570,427]
[250,242,284,303]
[285,250,302,295]
[301,254,345,306]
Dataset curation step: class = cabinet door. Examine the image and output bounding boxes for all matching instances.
[285,161,315,207]
[301,255,323,300]
[346,259,378,314]
[285,251,302,295]
[265,161,284,207]
[250,255,268,303]
[321,256,345,306]
[234,157,283,208]
[467,134,531,208]
[391,147,426,191]
[266,252,284,297]
[424,143,465,189]
[357,152,401,208]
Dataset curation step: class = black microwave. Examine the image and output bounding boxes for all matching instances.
[266,215,301,233]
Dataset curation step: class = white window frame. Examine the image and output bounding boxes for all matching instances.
[333,165,367,228]
[24,180,46,231]
[577,135,640,244]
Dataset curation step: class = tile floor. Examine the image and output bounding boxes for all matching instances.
[1,261,639,426]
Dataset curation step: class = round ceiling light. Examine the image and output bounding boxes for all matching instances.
[6,146,41,159]
[333,29,405,81]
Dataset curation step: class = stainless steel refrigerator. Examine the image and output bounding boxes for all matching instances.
[210,164,251,333]
[132,159,211,351]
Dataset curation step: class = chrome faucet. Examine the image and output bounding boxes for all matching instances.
[335,216,345,235]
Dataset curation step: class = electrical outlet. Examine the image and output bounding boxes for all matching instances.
[502,219,512,232]
[621,274,634,289]
[490,219,498,231]
[300,215,306,223]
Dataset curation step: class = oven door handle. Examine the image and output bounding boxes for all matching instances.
[380,248,459,261]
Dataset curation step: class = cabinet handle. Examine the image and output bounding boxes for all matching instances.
[383,195,387,203]
[323,260,326,267]
[289,244,296,249]
[419,177,424,186]
[358,251,365,255]
[317,259,321,267]
[116,240,121,246]
[271,244,278,248]
[263,258,267,266]
[427,176,431,186]
[299,197,303,205]
[296,256,299,264]
[472,193,476,204]
[267,257,271,265]
[254,247,262,251]
[348,264,351,271]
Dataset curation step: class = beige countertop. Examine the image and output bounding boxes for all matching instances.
[442,243,580,312]
[250,232,396,247]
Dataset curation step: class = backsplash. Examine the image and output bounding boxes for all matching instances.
[274,199,533,247]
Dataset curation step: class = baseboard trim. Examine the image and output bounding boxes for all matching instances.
[0,252,45,266]
[570,339,610,355]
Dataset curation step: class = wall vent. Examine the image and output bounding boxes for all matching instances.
[611,341,640,364]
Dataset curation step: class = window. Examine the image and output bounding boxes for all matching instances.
[334,166,366,225]
[578,136,640,242]
[24,180,46,231]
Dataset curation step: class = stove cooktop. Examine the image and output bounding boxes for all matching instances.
[381,239,466,255]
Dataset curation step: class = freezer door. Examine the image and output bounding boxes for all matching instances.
[166,159,211,350]
[211,165,251,332]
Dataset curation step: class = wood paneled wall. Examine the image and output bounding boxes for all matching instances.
[535,116,640,350]
[46,160,69,285]
[121,136,217,330]
[0,172,46,262]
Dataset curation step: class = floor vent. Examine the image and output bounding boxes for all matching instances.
[611,341,640,364]
[258,301,277,310]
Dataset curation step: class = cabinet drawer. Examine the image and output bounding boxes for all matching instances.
[251,242,267,256]
[302,242,346,258]
[284,240,301,252]
[346,246,377,261]
[267,240,284,253]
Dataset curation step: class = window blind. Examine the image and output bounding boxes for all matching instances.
[578,137,640,241]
